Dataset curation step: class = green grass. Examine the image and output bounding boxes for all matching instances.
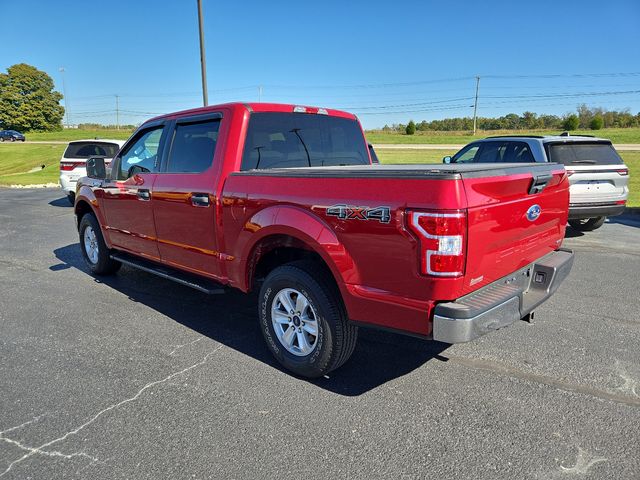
[366,127,640,145]
[0,143,64,185]
[0,163,60,186]
[24,129,133,142]
[377,148,640,208]
[0,144,65,176]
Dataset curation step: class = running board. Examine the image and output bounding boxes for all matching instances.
[110,252,226,295]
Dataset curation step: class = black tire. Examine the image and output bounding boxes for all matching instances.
[569,216,606,232]
[9,137,15,142]
[258,260,358,378]
[0,137,4,142]
[78,213,121,275]
[66,192,75,205]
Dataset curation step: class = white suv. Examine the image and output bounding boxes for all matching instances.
[445,134,629,232]
[59,139,125,204]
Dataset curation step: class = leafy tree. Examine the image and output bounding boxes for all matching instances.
[405,120,416,135]
[590,115,604,130]
[0,63,64,131]
[563,114,580,131]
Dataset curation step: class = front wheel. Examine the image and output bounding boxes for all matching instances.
[258,260,358,378]
[78,214,121,275]
[569,216,606,232]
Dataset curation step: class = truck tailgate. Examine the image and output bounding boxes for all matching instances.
[460,163,568,295]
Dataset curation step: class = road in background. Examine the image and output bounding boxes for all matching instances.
[0,189,638,479]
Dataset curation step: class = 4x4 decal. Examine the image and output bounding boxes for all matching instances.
[326,204,391,224]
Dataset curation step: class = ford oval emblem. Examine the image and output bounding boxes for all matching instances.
[526,204,541,222]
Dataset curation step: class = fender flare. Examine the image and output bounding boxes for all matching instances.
[74,185,112,248]
[232,205,360,291]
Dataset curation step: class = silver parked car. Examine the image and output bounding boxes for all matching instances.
[444,134,629,231]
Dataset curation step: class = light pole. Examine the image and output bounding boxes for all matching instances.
[197,0,208,106]
[59,67,70,127]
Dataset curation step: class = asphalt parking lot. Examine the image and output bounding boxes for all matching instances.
[0,188,639,480]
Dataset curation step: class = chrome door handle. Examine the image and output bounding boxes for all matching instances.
[191,193,210,207]
[137,189,151,201]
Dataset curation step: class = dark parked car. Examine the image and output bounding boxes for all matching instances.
[0,130,26,142]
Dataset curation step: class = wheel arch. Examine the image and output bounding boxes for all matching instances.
[74,187,111,247]
[232,206,360,295]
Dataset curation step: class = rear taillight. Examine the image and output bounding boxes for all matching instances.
[616,169,629,176]
[60,162,83,171]
[407,210,467,277]
[616,200,627,205]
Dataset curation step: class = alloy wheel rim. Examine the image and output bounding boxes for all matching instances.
[271,288,319,356]
[83,226,99,264]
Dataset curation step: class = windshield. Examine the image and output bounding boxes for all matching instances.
[546,142,623,166]
[63,142,120,159]
[241,112,369,170]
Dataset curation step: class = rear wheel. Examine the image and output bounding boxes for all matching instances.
[569,216,606,232]
[79,214,121,275]
[258,260,358,378]
[9,137,15,142]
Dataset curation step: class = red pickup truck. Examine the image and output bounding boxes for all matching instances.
[75,102,574,378]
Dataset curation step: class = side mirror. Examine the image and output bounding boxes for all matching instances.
[86,157,106,179]
[443,156,452,164]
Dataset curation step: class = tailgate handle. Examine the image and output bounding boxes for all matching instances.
[529,174,553,195]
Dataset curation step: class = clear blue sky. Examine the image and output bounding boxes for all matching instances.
[1,0,639,128]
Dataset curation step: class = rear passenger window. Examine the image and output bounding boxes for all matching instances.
[476,142,508,163]
[241,112,369,170]
[504,142,535,163]
[166,119,220,173]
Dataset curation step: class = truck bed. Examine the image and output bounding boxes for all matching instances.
[223,161,569,336]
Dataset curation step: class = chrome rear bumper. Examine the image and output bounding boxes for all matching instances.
[432,249,574,343]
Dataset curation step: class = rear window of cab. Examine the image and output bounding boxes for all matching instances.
[241,112,369,170]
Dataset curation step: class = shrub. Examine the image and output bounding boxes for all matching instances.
[563,114,580,131]
[405,120,416,135]
[590,115,604,130]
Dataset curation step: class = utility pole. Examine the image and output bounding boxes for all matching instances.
[115,95,120,130]
[258,85,262,102]
[59,67,70,127]
[197,0,208,106]
[472,75,480,135]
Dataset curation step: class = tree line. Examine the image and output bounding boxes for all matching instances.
[383,106,640,135]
